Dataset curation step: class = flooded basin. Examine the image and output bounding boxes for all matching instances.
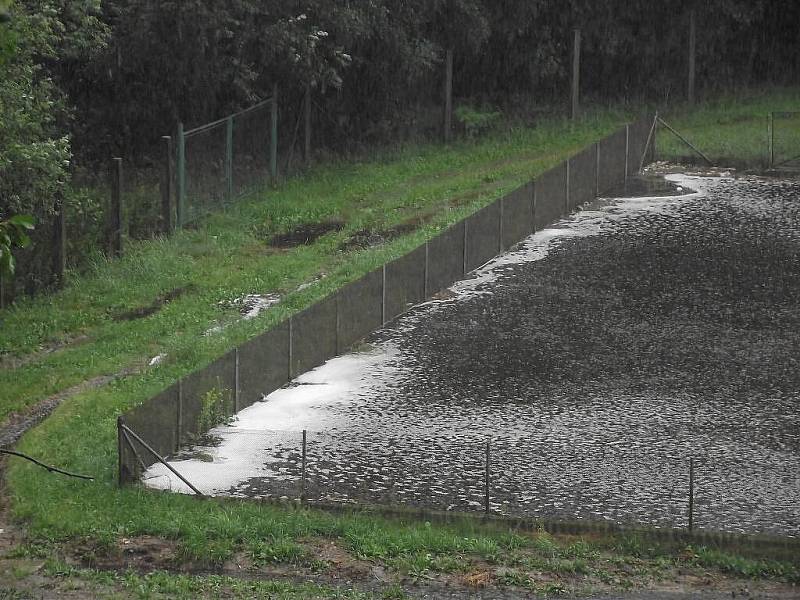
[146,173,800,537]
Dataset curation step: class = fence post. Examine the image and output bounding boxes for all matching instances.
[160,136,174,234]
[53,193,67,286]
[177,122,186,228]
[0,272,4,310]
[484,438,491,515]
[117,416,125,487]
[270,84,279,183]
[652,115,658,162]
[595,142,601,197]
[688,8,697,105]
[571,28,581,120]
[624,124,630,180]
[301,429,307,505]
[304,83,312,166]
[175,379,183,453]
[769,112,774,168]
[233,347,240,413]
[109,158,123,257]
[688,456,695,532]
[225,115,234,204]
[443,48,453,143]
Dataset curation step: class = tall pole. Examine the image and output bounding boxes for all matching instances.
[484,438,491,515]
[688,8,697,105]
[109,157,123,257]
[160,136,174,234]
[53,193,67,286]
[688,456,695,532]
[270,84,278,183]
[225,116,233,204]
[443,48,454,143]
[176,122,186,228]
[571,29,581,121]
[304,83,312,166]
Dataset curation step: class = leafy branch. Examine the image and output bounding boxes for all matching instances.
[0,214,35,277]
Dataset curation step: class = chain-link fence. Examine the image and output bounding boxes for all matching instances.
[770,111,800,168]
[177,97,277,227]
[655,110,800,170]
[133,426,799,538]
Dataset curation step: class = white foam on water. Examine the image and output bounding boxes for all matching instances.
[144,347,399,494]
[440,173,707,302]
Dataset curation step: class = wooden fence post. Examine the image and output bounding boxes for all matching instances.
[226,115,234,204]
[571,28,581,120]
[53,195,66,286]
[176,122,186,228]
[443,48,454,143]
[270,84,279,183]
[160,135,174,234]
[109,157,123,257]
[688,9,697,105]
[304,83,312,166]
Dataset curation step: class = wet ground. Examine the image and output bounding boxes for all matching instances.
[146,173,800,538]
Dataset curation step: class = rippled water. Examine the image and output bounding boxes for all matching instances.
[146,174,800,537]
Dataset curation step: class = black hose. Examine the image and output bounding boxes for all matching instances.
[0,449,94,481]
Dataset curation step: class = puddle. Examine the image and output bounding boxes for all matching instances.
[145,174,800,537]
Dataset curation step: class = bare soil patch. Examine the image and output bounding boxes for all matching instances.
[113,285,193,321]
[270,221,345,248]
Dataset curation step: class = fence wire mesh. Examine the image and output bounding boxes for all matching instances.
[772,111,800,168]
[183,122,228,225]
[136,425,800,537]
[232,101,273,196]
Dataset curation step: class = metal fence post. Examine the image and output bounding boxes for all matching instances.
[624,124,630,180]
[595,142,601,197]
[225,115,234,204]
[177,122,186,228]
[769,112,774,168]
[571,28,581,120]
[688,9,696,105]
[109,158,123,257]
[688,456,695,532]
[233,347,240,413]
[270,85,278,183]
[117,416,125,487]
[54,193,67,286]
[304,84,312,166]
[443,48,454,143]
[484,438,491,515]
[160,136,174,234]
[301,429,307,505]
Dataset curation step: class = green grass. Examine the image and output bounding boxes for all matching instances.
[2,91,799,595]
[656,87,800,167]
[0,109,625,421]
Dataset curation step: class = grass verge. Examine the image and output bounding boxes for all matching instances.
[656,87,800,168]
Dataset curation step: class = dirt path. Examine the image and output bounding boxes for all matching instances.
[0,366,139,449]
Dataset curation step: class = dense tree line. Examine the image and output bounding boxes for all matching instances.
[6,0,800,187]
[0,0,798,291]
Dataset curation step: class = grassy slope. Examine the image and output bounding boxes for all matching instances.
[657,87,800,167]
[2,94,799,596]
[0,112,624,421]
